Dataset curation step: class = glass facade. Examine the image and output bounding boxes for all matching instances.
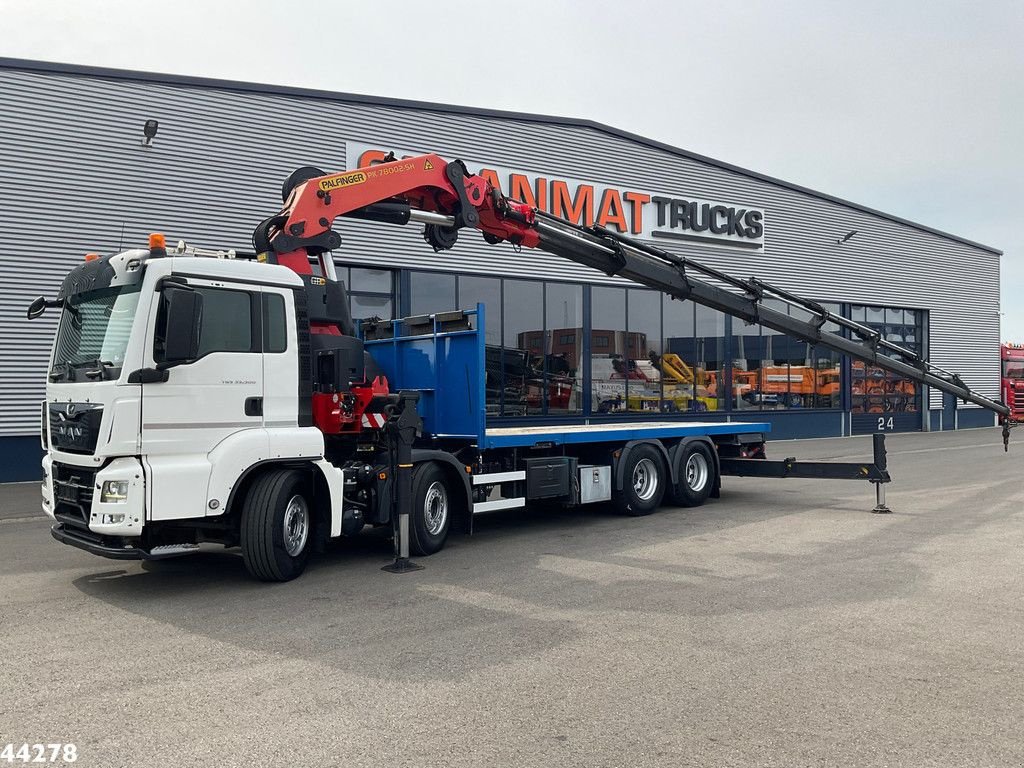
[339,266,395,322]
[341,265,928,428]
[731,301,843,411]
[849,305,924,415]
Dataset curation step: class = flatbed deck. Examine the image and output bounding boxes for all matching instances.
[481,421,771,449]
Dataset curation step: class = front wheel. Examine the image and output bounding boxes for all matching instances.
[240,469,313,582]
[409,463,453,556]
[614,444,666,516]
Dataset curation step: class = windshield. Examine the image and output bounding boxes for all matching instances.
[1004,360,1024,380]
[50,285,141,382]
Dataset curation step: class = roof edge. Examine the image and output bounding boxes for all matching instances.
[0,56,1003,257]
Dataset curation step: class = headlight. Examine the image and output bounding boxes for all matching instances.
[100,480,129,503]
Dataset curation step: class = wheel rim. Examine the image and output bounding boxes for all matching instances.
[632,458,659,502]
[685,452,710,492]
[282,494,310,557]
[423,481,448,536]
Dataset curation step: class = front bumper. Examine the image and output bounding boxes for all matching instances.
[50,523,198,560]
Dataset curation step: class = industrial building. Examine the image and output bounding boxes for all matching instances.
[0,58,1002,482]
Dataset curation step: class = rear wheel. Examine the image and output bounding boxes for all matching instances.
[614,444,666,516]
[240,469,313,582]
[409,463,453,556]
[668,442,716,507]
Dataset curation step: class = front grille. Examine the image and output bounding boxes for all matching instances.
[52,462,97,530]
[1014,391,1024,409]
[48,402,103,454]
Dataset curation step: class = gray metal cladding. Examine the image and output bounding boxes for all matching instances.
[0,65,1000,434]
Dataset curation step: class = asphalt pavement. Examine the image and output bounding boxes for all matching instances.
[1,427,1022,767]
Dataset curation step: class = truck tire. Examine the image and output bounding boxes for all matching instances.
[409,463,452,556]
[240,469,313,582]
[668,442,716,508]
[614,444,666,516]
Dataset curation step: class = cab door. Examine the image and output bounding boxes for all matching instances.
[141,278,267,521]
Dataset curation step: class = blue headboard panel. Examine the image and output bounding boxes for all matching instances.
[361,305,486,442]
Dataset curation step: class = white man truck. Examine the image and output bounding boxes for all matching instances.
[31,154,1013,581]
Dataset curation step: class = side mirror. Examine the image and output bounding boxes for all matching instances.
[161,286,204,365]
[27,296,51,320]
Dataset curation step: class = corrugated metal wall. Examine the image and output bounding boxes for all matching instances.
[0,65,1000,435]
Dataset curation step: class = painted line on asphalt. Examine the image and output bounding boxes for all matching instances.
[0,514,48,525]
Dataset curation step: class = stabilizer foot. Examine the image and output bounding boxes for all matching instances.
[382,557,424,574]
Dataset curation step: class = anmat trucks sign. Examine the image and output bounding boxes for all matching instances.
[347,141,765,251]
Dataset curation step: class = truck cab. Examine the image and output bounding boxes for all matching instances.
[1001,343,1024,421]
[40,241,334,569]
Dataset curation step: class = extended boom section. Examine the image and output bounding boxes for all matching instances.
[257,151,1012,448]
[529,214,1010,415]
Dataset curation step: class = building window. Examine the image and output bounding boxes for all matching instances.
[811,303,842,409]
[351,294,392,322]
[544,282,583,415]
[695,305,726,413]
[504,279,545,416]
[591,286,627,414]
[459,275,502,345]
[731,299,840,411]
[850,304,923,415]
[349,267,392,293]
[626,288,660,413]
[459,275,502,415]
[337,265,396,323]
[409,271,457,315]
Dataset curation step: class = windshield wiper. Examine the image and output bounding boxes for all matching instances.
[48,362,71,382]
[81,359,116,380]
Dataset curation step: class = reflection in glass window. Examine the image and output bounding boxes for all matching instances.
[662,297,697,412]
[410,271,457,315]
[196,288,253,357]
[459,276,502,416]
[850,303,923,415]
[546,282,583,414]
[626,289,660,413]
[732,311,762,411]
[503,280,544,416]
[262,293,287,353]
[350,268,392,293]
[813,302,842,409]
[351,295,393,322]
[459,275,501,345]
[695,306,726,412]
[591,287,627,414]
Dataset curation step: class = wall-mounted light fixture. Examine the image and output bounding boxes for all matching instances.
[836,230,857,245]
[141,119,159,146]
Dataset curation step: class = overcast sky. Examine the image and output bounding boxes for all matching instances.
[4,0,1022,337]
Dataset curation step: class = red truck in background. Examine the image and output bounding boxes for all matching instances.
[1002,343,1024,421]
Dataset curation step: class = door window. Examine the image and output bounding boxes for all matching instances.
[154,286,255,364]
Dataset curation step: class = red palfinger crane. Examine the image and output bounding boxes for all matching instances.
[253,152,1014,448]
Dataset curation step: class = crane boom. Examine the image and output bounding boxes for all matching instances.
[253,152,1014,446]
